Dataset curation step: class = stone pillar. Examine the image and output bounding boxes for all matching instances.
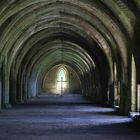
[109,83,114,106]
[119,66,131,114]
[131,56,137,112]
[2,57,11,108]
[10,60,17,104]
[137,84,140,112]
[0,72,1,110]
[0,55,4,110]
[119,81,127,114]
[17,66,23,103]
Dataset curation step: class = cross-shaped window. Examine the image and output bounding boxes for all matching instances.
[57,68,68,94]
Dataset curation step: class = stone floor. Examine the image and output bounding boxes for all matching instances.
[0,93,140,140]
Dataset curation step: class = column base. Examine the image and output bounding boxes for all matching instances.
[2,103,12,109]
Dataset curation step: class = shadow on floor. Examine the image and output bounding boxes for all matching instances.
[0,93,140,140]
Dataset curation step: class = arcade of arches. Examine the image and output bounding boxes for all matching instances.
[0,0,140,134]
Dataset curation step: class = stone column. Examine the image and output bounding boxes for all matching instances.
[108,82,114,106]
[0,73,1,110]
[2,57,11,108]
[119,60,131,114]
[131,56,137,112]
[0,55,4,110]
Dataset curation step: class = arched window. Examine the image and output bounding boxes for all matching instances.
[57,67,67,90]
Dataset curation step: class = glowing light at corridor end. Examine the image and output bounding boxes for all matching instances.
[57,68,68,91]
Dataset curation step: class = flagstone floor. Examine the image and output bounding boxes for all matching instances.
[0,93,139,140]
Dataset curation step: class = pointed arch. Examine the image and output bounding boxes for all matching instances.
[56,66,68,91]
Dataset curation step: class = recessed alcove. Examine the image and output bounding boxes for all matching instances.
[42,64,81,95]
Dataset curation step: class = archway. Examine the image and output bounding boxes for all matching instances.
[0,0,140,116]
[56,66,68,95]
[42,64,81,95]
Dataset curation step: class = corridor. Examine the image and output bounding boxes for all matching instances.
[0,94,139,140]
[1,0,140,139]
